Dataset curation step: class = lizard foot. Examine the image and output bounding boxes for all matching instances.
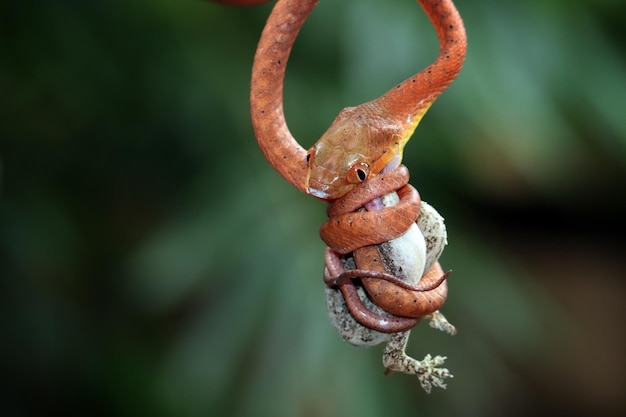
[382,331,453,393]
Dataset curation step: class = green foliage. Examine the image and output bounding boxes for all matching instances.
[1,0,624,416]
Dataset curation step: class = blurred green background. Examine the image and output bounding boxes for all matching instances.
[1,0,625,416]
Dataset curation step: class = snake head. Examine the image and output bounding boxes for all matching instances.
[305,103,407,200]
[305,143,371,200]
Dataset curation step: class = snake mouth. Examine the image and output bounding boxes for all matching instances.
[380,153,402,174]
[305,177,333,199]
[305,166,344,199]
[306,187,331,199]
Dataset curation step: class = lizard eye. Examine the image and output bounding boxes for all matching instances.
[346,162,370,184]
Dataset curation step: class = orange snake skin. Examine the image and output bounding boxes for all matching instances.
[249,0,466,333]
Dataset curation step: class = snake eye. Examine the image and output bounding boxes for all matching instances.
[306,148,315,166]
[346,162,370,184]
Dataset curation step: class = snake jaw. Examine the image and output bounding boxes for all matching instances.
[305,163,346,200]
[305,180,332,199]
[380,153,403,174]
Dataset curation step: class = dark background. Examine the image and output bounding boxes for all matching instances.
[1,0,625,416]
